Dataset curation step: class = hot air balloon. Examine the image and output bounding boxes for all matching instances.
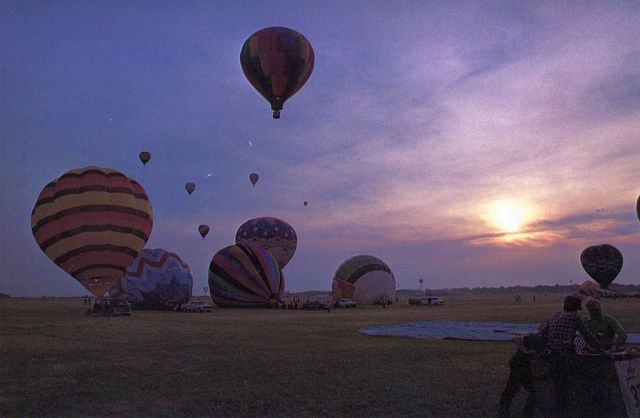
[31,166,153,296]
[332,255,396,305]
[139,151,151,166]
[249,173,259,187]
[208,244,284,307]
[185,182,196,195]
[108,248,192,310]
[578,280,604,298]
[198,224,210,239]
[580,244,623,289]
[303,201,308,207]
[235,217,297,268]
[240,26,315,119]
[636,194,639,223]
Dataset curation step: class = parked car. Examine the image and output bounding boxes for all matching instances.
[86,299,132,317]
[181,301,213,312]
[301,300,330,311]
[335,299,357,308]
[373,296,393,306]
[408,296,444,306]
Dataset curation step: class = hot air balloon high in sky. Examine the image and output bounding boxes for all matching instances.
[332,255,396,305]
[303,201,308,207]
[580,244,623,289]
[198,224,210,239]
[185,182,196,195]
[235,217,297,269]
[249,173,259,187]
[108,248,192,310]
[138,151,151,166]
[31,167,153,296]
[240,26,314,119]
[208,243,284,308]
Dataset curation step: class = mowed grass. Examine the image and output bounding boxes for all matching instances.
[1,294,638,417]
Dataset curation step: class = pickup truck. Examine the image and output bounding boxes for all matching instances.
[334,299,357,308]
[408,296,444,306]
[302,300,331,311]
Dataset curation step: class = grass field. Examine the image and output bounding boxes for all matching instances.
[1,294,638,417]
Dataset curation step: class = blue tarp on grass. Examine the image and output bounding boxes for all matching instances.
[358,321,640,343]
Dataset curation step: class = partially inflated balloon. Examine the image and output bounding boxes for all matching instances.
[109,248,192,309]
[240,27,314,119]
[185,182,196,195]
[198,224,210,239]
[332,255,396,304]
[31,167,153,296]
[578,280,604,298]
[139,151,151,166]
[249,173,259,186]
[208,244,284,307]
[235,217,297,268]
[580,244,623,288]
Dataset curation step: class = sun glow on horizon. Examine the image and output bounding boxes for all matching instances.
[485,199,538,234]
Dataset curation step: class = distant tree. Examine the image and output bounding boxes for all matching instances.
[0,292,10,298]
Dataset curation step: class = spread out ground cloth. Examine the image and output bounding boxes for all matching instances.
[358,321,640,343]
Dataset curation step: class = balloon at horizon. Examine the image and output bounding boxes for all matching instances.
[108,248,192,310]
[208,243,284,307]
[332,255,396,305]
[31,167,153,297]
[236,217,297,269]
[579,244,623,289]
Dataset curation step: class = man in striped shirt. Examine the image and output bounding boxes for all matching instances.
[544,295,606,417]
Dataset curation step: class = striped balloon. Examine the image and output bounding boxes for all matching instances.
[332,255,396,304]
[208,244,284,308]
[109,248,192,309]
[31,167,153,296]
[240,27,314,119]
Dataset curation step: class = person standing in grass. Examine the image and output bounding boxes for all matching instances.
[498,329,547,417]
[544,295,608,417]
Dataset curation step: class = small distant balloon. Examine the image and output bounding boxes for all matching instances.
[249,173,259,187]
[303,201,308,207]
[139,151,151,166]
[185,182,196,195]
[580,244,623,289]
[198,224,210,239]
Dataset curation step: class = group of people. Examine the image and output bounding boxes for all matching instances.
[498,295,627,417]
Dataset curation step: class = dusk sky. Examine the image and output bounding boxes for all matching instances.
[2,1,639,297]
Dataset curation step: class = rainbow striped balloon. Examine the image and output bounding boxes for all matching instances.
[208,244,284,308]
[31,167,153,296]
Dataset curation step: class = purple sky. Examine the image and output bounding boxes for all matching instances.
[1,1,639,297]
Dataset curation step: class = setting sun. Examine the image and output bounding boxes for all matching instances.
[486,199,537,233]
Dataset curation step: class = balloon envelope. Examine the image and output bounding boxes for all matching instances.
[185,182,196,195]
[208,244,284,307]
[31,166,153,296]
[578,280,604,298]
[580,244,623,288]
[636,194,639,223]
[303,201,308,207]
[139,151,151,166]
[332,255,396,304]
[109,248,192,309]
[235,217,297,268]
[240,26,314,119]
[249,173,259,186]
[198,224,210,239]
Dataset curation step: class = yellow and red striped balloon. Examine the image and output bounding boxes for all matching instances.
[31,166,153,296]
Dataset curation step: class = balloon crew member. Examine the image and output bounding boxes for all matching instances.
[544,295,607,417]
[498,327,547,417]
[578,297,627,416]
